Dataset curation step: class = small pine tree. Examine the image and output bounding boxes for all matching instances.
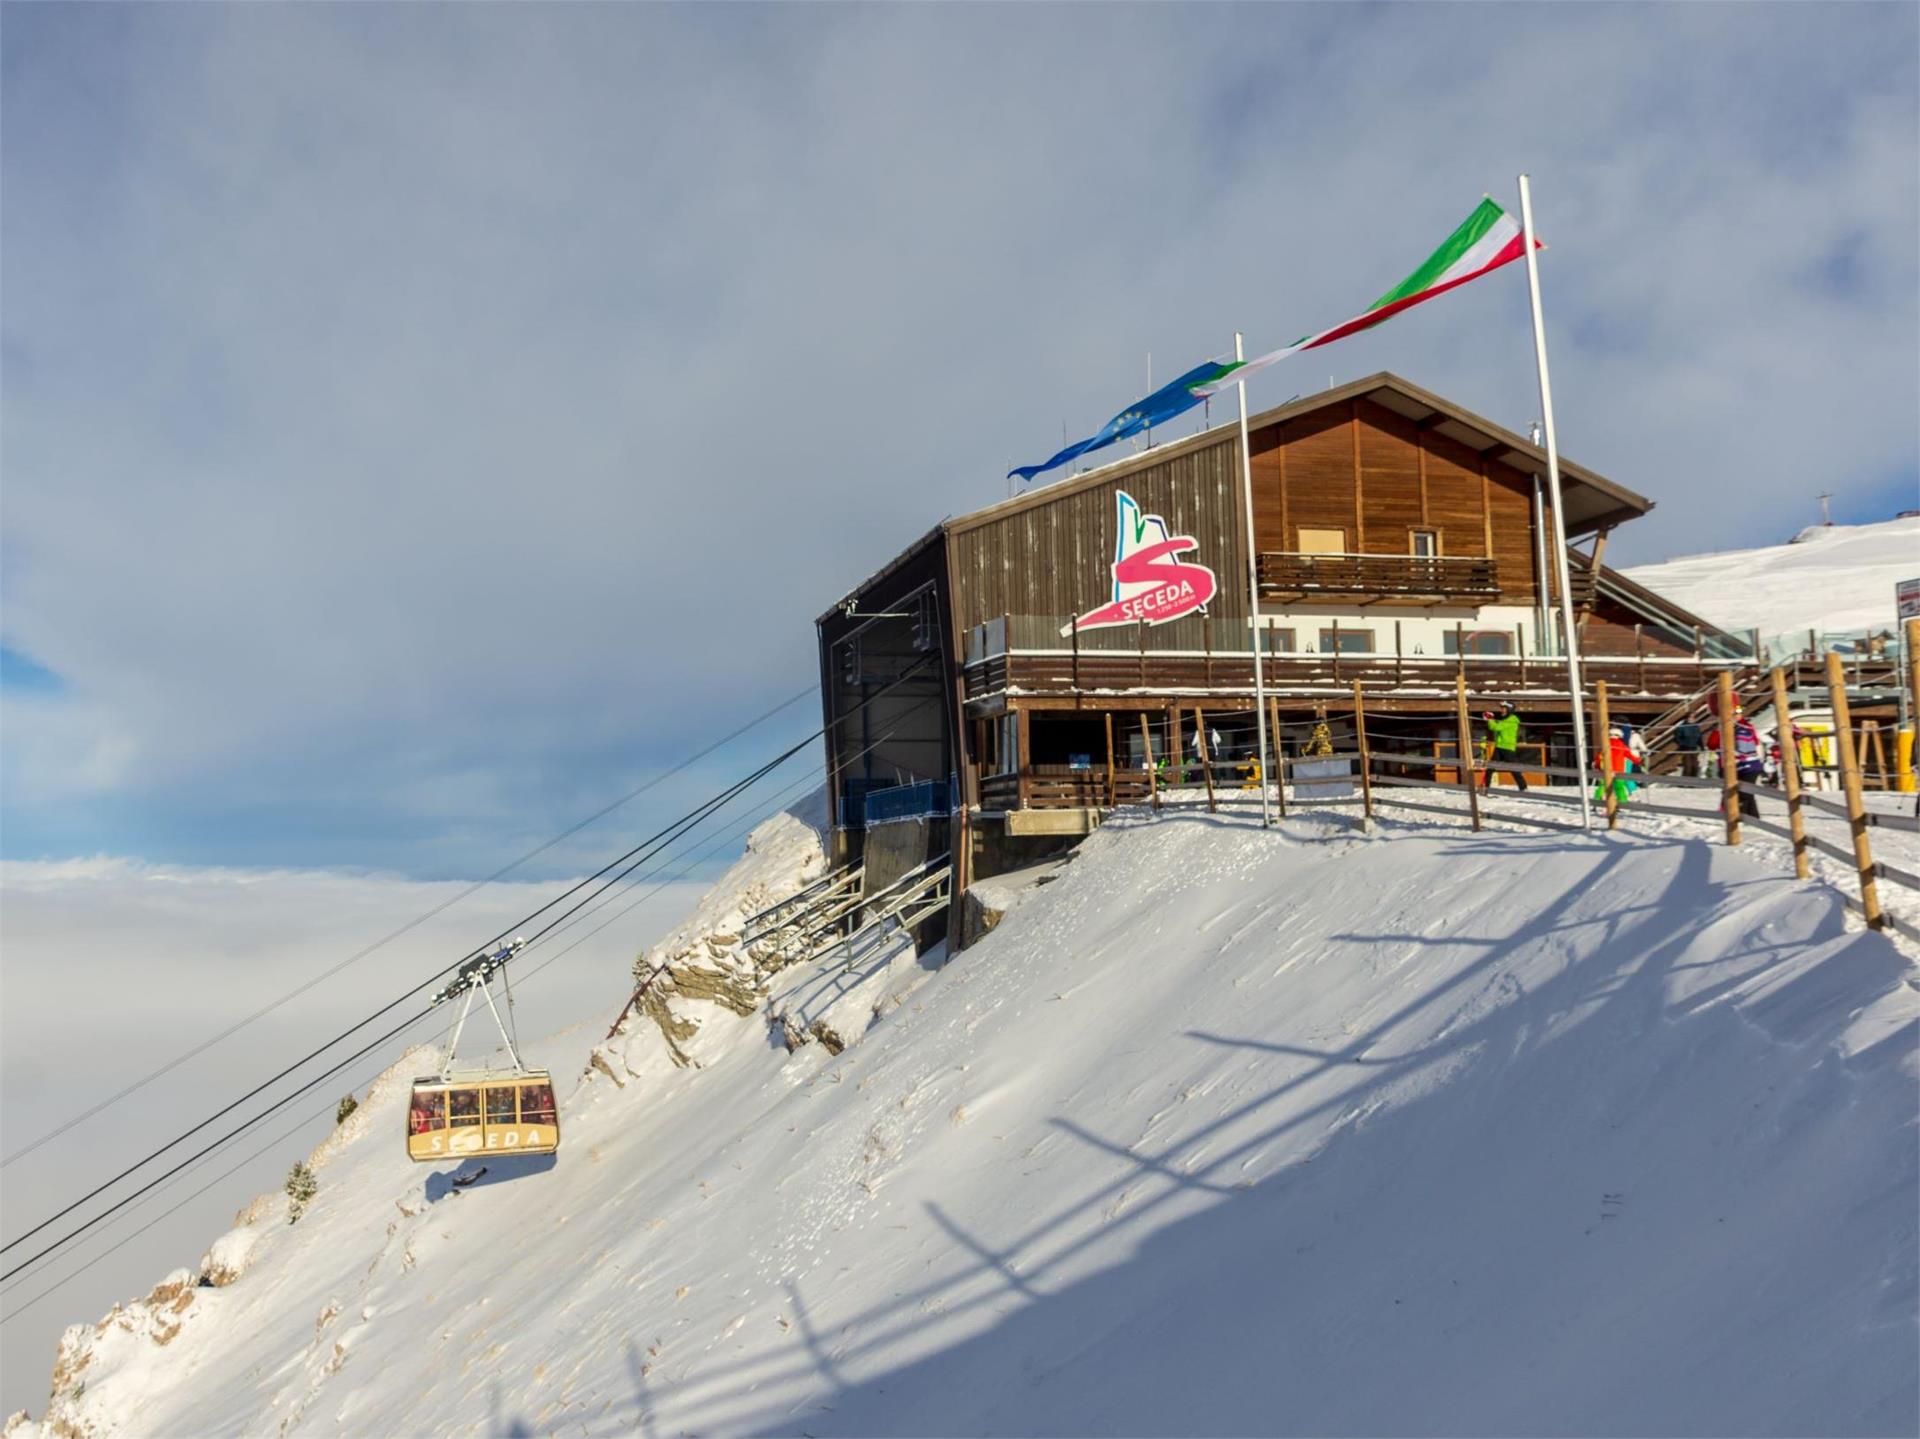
[285,1161,318,1224]
[335,1094,358,1126]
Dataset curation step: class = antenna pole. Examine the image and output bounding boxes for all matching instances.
[1518,173,1592,833]
[1235,332,1273,828]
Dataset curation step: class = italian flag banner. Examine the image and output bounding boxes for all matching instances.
[1193,197,1537,397]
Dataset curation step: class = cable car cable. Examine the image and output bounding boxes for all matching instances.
[0,658,936,1271]
[0,746,792,1270]
[0,684,816,1171]
[1,700,935,1307]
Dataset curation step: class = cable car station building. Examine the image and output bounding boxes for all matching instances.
[817,372,1744,881]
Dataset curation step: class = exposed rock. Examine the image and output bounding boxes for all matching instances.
[198,1227,262,1289]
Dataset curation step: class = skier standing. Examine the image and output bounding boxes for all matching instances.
[1479,701,1529,791]
[1707,705,1764,817]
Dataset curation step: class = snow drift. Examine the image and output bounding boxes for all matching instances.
[10,804,1917,1437]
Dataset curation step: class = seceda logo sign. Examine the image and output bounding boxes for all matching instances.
[1062,490,1218,635]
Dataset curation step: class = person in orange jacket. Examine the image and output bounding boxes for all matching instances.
[1593,726,1635,806]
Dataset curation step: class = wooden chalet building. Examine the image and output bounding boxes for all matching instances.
[816,372,1746,876]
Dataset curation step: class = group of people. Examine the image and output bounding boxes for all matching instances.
[1478,701,1768,818]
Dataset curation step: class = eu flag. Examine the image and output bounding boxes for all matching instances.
[1009,356,1241,483]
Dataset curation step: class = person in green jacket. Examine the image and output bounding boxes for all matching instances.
[1480,701,1529,792]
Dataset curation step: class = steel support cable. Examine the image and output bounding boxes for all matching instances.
[1,700,938,1312]
[0,656,935,1269]
[523,697,936,959]
[0,685,815,1171]
[529,709,932,982]
[1,764,813,1305]
[0,744,794,1271]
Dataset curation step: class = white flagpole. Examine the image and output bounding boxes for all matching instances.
[1235,332,1273,827]
[1518,174,1593,833]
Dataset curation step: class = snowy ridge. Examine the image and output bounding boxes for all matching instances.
[1621,513,1920,643]
[9,804,1918,1436]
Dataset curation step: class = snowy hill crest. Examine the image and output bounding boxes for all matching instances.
[9,805,1918,1436]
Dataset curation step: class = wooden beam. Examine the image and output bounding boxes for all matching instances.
[1140,712,1159,811]
[1718,670,1739,846]
[1455,673,1481,832]
[1353,681,1374,824]
[1771,666,1809,880]
[1826,649,1883,929]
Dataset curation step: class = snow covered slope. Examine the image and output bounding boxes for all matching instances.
[1622,513,1919,643]
[11,806,1918,1437]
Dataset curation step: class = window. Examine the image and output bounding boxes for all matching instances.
[1410,530,1439,558]
[520,1083,557,1125]
[1261,627,1297,654]
[1297,527,1346,555]
[448,1089,481,1127]
[1444,631,1515,656]
[409,1091,445,1135]
[485,1088,517,1124]
[1318,628,1375,654]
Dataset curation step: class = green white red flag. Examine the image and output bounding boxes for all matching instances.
[1193,198,1538,397]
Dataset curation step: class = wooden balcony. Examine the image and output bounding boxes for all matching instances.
[1259,551,1500,602]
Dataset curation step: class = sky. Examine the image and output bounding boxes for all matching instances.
[3,3,1917,874]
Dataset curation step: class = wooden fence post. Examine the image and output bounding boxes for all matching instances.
[1597,680,1617,831]
[1171,704,1184,784]
[1140,712,1160,811]
[1770,665,1809,880]
[1454,673,1481,832]
[1826,650,1884,930]
[1104,711,1116,810]
[1267,693,1287,817]
[1908,619,1920,743]
[1718,670,1740,846]
[1353,681,1374,824]
[1863,721,1887,789]
[1194,708,1218,814]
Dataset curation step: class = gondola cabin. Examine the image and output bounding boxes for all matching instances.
[405,1070,559,1162]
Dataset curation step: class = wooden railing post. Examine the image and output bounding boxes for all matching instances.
[1718,670,1740,846]
[1140,712,1159,811]
[1826,650,1883,930]
[1454,673,1481,832]
[1770,665,1809,880]
[1394,620,1405,686]
[1104,711,1116,810]
[1194,708,1218,814]
[1017,707,1031,812]
[1268,693,1287,817]
[1908,619,1920,750]
[1353,681,1374,824]
[1596,681,1617,830]
[1635,624,1647,694]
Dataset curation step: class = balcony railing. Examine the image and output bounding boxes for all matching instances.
[1258,551,1500,599]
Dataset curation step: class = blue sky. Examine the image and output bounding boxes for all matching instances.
[3,3,1916,875]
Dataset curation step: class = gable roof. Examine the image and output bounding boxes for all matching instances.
[946,371,1652,540]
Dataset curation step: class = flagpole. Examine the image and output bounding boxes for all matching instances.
[1234,332,1273,828]
[1517,174,1592,833]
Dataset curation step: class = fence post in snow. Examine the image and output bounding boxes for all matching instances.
[1454,673,1481,833]
[1268,693,1287,818]
[1353,681,1374,827]
[1718,671,1741,847]
[1140,713,1160,812]
[1825,650,1884,931]
[1597,681,1617,831]
[1769,665,1811,880]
